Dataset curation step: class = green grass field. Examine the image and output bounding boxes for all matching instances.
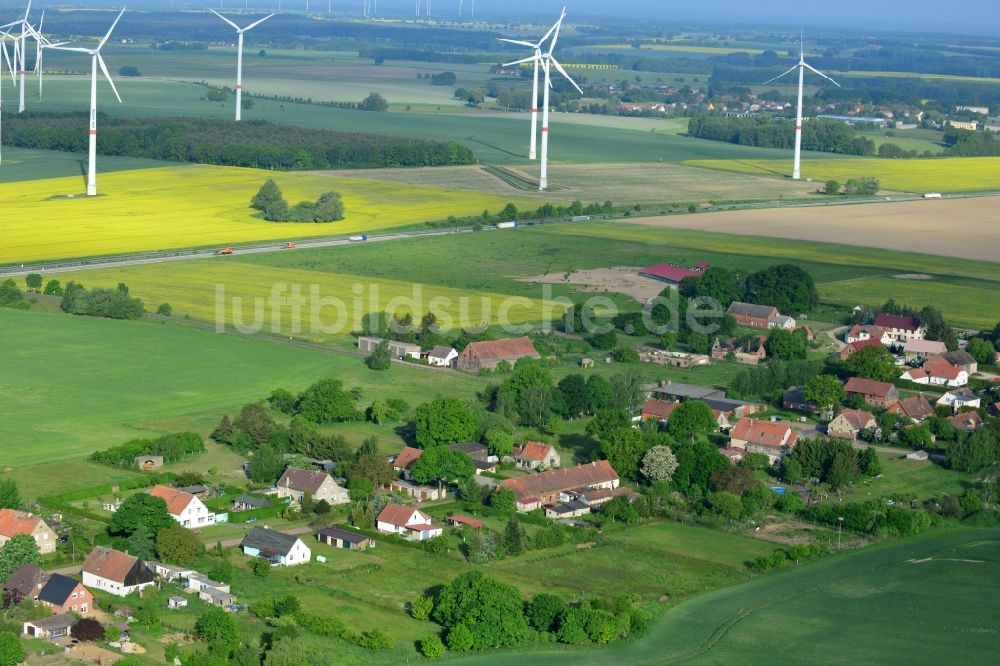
[0,308,481,468]
[449,527,1000,664]
[685,156,1000,193]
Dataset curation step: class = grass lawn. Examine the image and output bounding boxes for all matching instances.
[0,308,480,467]
[684,156,1000,193]
[837,452,971,504]
[449,527,1000,664]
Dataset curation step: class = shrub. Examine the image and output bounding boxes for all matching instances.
[420,634,446,658]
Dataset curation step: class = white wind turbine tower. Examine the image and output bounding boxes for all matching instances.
[0,28,17,165]
[535,11,581,190]
[498,13,562,160]
[210,9,274,122]
[762,35,840,180]
[49,8,126,197]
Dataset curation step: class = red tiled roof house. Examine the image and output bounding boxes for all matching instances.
[844,377,899,409]
[729,418,800,463]
[457,337,540,372]
[500,460,620,512]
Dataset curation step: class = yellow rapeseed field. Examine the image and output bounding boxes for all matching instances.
[683,157,1000,193]
[1,164,528,264]
[60,262,568,343]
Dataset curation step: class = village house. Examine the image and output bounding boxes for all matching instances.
[729,418,801,463]
[771,314,797,330]
[456,336,541,372]
[81,547,156,597]
[200,586,237,608]
[231,494,271,512]
[839,338,885,361]
[711,337,766,365]
[185,573,230,595]
[641,398,679,422]
[391,446,424,479]
[37,574,93,616]
[637,261,709,285]
[357,336,421,360]
[902,339,947,361]
[376,503,443,541]
[448,442,494,463]
[940,350,978,375]
[652,383,725,401]
[887,395,935,423]
[845,324,891,346]
[727,302,779,329]
[149,485,215,529]
[921,356,969,387]
[948,411,983,433]
[512,441,561,469]
[500,460,620,513]
[873,313,925,347]
[4,565,45,600]
[23,615,74,641]
[275,467,349,505]
[241,527,312,566]
[827,409,877,440]
[936,388,981,413]
[147,561,196,582]
[316,526,374,550]
[900,367,931,384]
[844,377,899,408]
[783,386,819,414]
[637,347,710,368]
[384,478,447,501]
[0,509,57,555]
[426,346,458,368]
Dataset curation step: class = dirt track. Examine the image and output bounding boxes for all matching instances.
[623,196,1000,263]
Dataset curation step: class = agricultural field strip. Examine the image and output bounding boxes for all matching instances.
[0,164,534,264]
[683,156,1000,193]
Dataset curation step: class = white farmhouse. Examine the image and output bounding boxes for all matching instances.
[150,485,215,528]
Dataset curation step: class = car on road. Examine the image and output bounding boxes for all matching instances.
[244,516,257,524]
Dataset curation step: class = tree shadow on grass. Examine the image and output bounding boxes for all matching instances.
[559,432,600,465]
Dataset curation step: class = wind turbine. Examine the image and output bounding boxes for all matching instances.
[33,11,64,97]
[49,8,126,197]
[535,11,581,190]
[762,35,840,180]
[498,12,562,160]
[210,9,274,122]
[0,28,17,165]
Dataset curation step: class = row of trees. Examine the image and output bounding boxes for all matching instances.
[678,264,819,319]
[6,114,476,170]
[688,116,876,156]
[250,180,345,223]
[90,432,205,467]
[60,281,144,320]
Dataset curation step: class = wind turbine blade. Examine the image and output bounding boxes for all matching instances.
[550,57,582,94]
[243,13,275,31]
[23,0,31,22]
[49,46,93,54]
[547,13,566,56]
[98,8,126,50]
[210,9,241,31]
[537,10,563,47]
[98,53,122,103]
[0,39,14,84]
[38,9,43,34]
[762,65,798,86]
[498,38,535,48]
[802,62,840,87]
[502,55,538,67]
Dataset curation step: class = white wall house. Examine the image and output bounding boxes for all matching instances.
[376,503,443,541]
[81,547,156,597]
[150,485,215,528]
[241,527,312,566]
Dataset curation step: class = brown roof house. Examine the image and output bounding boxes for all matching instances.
[948,411,984,433]
[391,446,424,479]
[839,338,884,361]
[827,409,876,440]
[873,313,925,347]
[887,395,935,423]
[276,468,349,505]
[4,564,45,600]
[641,398,680,422]
[0,509,57,555]
[37,574,94,616]
[456,336,540,372]
[729,418,801,463]
[149,485,215,529]
[500,460,620,512]
[844,377,899,409]
[727,302,779,329]
[81,547,155,597]
[711,337,766,365]
[512,442,561,469]
[845,324,890,346]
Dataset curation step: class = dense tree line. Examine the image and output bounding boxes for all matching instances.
[4,114,476,170]
[60,281,144,320]
[91,432,205,467]
[688,116,875,156]
[943,127,1000,157]
[679,264,818,318]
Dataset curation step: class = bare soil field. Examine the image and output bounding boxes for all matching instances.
[623,196,1000,263]
[520,266,666,303]
[326,162,819,204]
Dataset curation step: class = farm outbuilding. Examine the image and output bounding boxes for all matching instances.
[134,455,164,471]
[316,526,374,550]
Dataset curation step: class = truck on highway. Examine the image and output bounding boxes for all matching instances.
[496,221,518,229]
[349,235,368,242]
[284,241,297,249]
[923,192,942,199]
[214,247,234,255]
